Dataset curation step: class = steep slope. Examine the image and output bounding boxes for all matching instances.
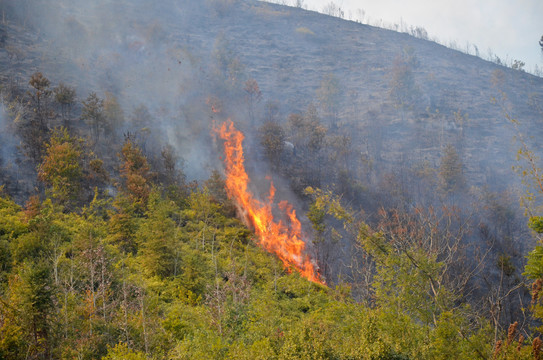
[1,0,541,287]
[1,0,541,187]
[1,1,543,357]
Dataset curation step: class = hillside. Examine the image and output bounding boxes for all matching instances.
[1,0,542,184]
[1,0,543,359]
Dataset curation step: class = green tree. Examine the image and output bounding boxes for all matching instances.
[17,261,56,358]
[0,192,27,283]
[102,343,146,360]
[38,127,83,206]
[205,169,236,217]
[1,260,56,359]
[107,138,153,254]
[522,160,543,328]
[305,187,490,358]
[119,137,153,212]
[0,193,28,359]
[108,194,140,254]
[3,198,71,359]
[138,191,177,278]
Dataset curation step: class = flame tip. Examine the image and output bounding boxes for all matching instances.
[214,119,320,283]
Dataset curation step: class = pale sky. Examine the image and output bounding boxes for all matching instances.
[286,0,543,74]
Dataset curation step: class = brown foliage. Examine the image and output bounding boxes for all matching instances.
[532,279,543,305]
[23,195,41,221]
[507,321,518,345]
[534,337,542,360]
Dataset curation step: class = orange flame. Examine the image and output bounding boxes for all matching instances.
[214,119,323,284]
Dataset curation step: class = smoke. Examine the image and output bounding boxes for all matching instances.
[0,95,24,193]
[0,98,8,167]
[2,0,543,288]
[6,0,228,180]
[2,0,539,202]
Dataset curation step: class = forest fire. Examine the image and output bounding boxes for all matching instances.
[215,119,323,284]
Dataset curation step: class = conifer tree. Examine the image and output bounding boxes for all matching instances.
[38,127,83,206]
[18,72,54,163]
[118,137,154,213]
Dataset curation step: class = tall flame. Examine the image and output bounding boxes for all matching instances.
[215,119,322,284]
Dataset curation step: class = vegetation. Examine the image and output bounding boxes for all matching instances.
[1,1,543,359]
[0,149,501,360]
[0,71,540,359]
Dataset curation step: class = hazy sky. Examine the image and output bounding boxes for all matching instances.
[297,0,543,73]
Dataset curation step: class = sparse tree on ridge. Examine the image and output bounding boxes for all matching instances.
[322,2,344,18]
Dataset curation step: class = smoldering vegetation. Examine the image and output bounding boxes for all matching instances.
[1,0,543,331]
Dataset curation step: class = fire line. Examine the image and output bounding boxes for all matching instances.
[214,119,323,284]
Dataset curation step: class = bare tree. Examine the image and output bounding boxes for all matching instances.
[81,93,105,146]
[322,2,344,18]
[244,78,261,125]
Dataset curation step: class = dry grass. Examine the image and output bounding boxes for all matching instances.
[251,5,290,17]
[295,27,315,36]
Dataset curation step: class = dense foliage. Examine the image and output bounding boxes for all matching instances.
[0,1,542,357]
[0,170,499,360]
[0,76,540,360]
